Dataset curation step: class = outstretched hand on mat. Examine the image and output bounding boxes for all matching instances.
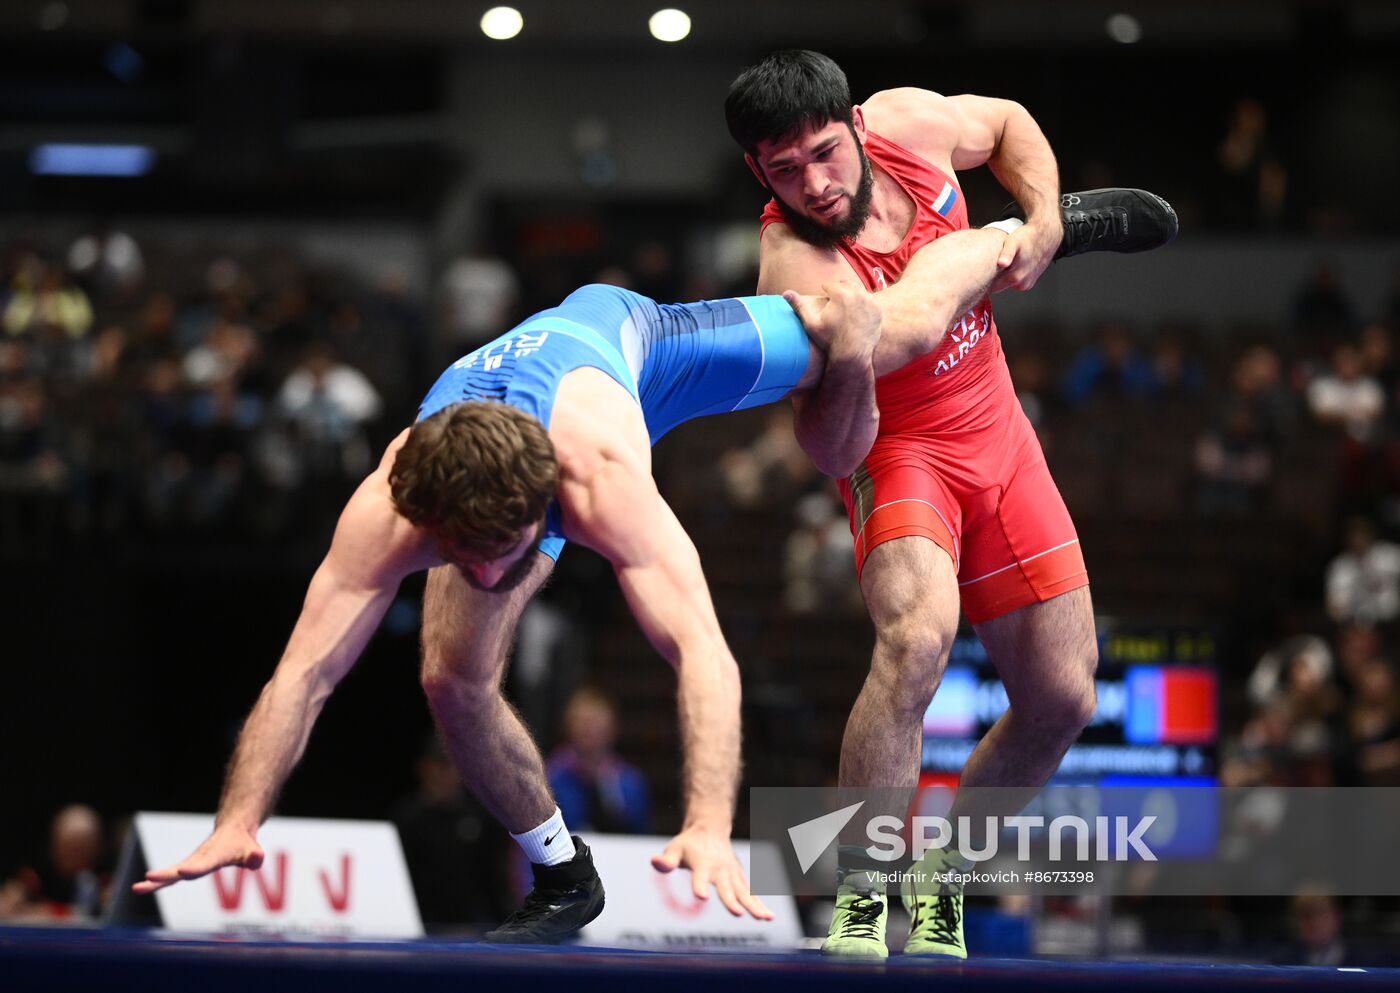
[651,826,774,921]
[133,825,265,893]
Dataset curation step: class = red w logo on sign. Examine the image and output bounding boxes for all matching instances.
[319,854,352,912]
[213,853,288,912]
[210,853,353,914]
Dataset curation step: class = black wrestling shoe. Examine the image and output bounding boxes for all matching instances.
[482,837,605,944]
[1002,188,1178,259]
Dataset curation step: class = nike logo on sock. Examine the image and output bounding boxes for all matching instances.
[544,831,560,846]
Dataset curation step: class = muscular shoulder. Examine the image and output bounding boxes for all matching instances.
[331,444,438,585]
[863,88,1021,172]
[553,428,658,565]
[860,88,959,161]
[757,222,854,295]
[550,367,652,515]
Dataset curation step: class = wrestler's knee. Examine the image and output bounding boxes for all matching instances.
[869,612,958,716]
[420,665,497,718]
[1030,651,1099,739]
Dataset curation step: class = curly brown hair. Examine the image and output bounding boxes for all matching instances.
[389,401,558,555]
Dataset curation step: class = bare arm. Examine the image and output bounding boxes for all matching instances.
[136,444,432,892]
[864,87,1062,291]
[864,229,1006,375]
[561,443,771,919]
[940,92,1062,291]
[757,227,878,478]
[759,222,1007,475]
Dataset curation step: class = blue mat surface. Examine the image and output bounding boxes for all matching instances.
[2,926,1397,992]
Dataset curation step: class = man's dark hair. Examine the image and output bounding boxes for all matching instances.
[725,50,853,157]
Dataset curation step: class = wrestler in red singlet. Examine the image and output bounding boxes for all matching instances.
[760,131,1088,624]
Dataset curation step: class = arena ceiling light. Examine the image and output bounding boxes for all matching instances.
[1106,13,1143,44]
[37,1,68,31]
[648,8,691,43]
[480,6,523,41]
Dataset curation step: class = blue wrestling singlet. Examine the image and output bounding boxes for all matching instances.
[418,283,812,559]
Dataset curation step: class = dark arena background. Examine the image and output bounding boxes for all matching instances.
[3,1,1400,990]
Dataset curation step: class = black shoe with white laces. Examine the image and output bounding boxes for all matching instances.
[482,837,605,944]
[1002,188,1178,259]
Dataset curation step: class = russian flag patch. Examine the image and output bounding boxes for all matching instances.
[932,181,958,217]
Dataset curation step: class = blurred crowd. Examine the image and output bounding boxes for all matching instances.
[0,226,426,552]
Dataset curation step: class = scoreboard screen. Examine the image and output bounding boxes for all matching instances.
[921,623,1219,783]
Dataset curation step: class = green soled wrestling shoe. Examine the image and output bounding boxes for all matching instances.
[821,872,890,959]
[903,850,967,958]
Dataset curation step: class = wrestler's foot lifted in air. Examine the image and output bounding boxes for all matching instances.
[1004,187,1179,258]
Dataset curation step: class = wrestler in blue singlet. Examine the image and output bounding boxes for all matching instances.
[419,283,812,559]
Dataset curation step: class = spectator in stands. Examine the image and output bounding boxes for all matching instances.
[547,688,650,835]
[718,406,817,509]
[182,314,261,390]
[630,240,680,303]
[507,599,590,756]
[1008,348,1053,447]
[1335,623,1386,687]
[0,336,31,385]
[1292,263,1358,361]
[1145,330,1206,405]
[126,291,179,368]
[1215,97,1287,230]
[1279,640,1343,766]
[259,275,317,378]
[1308,345,1384,444]
[179,373,262,530]
[392,736,510,931]
[1359,324,1397,397]
[1386,264,1400,331]
[783,489,861,615]
[68,324,140,535]
[1060,321,1156,410]
[277,341,383,479]
[1231,344,1295,446]
[441,249,520,353]
[1193,401,1273,516]
[1345,655,1400,786]
[0,805,106,922]
[1325,517,1400,626]
[1248,634,1333,711]
[67,222,144,306]
[2,261,93,341]
[0,378,67,497]
[1243,636,1348,786]
[1282,889,1348,967]
[138,357,191,529]
[357,266,427,419]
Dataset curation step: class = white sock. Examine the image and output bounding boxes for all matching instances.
[983,217,1024,235]
[512,807,576,866]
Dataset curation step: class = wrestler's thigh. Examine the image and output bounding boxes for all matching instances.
[420,552,556,685]
[972,585,1098,710]
[859,535,962,649]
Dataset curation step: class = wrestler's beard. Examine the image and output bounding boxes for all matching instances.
[771,145,874,251]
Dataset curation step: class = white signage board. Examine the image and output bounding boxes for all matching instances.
[577,835,803,951]
[134,812,423,938]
